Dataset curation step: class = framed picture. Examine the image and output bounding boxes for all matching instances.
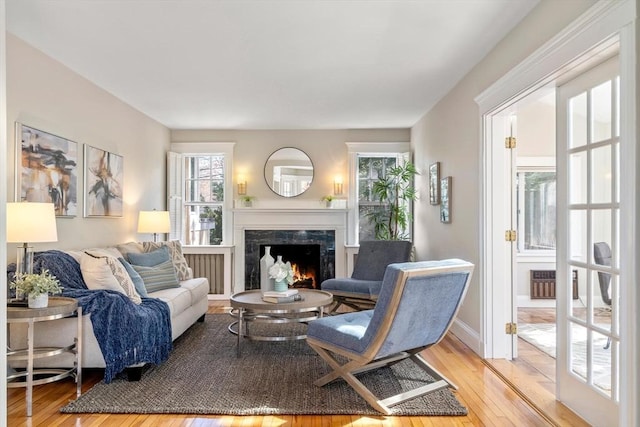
[429,162,440,205]
[440,176,452,223]
[16,123,79,217]
[84,145,124,217]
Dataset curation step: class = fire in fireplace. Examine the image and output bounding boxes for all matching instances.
[263,244,320,289]
[244,230,335,291]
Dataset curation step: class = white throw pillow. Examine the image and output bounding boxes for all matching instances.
[81,251,142,305]
[80,252,125,293]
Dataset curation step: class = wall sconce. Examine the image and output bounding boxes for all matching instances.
[333,176,343,196]
[237,176,247,196]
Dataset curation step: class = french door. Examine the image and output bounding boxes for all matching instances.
[556,56,619,425]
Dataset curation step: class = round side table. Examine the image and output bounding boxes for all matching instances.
[7,296,83,417]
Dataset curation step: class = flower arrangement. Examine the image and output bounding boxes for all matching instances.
[268,259,295,285]
[10,269,63,297]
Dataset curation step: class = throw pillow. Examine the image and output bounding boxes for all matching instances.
[115,241,144,258]
[142,240,192,281]
[119,257,149,298]
[84,251,142,305]
[127,246,171,267]
[80,252,127,294]
[130,259,180,294]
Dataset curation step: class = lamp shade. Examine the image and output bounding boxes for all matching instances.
[137,210,171,234]
[6,202,58,243]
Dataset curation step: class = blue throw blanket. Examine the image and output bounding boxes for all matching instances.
[9,250,173,383]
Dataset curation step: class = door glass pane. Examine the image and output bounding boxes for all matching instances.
[592,329,612,396]
[591,80,612,143]
[569,209,587,263]
[591,145,612,203]
[569,92,587,148]
[591,210,612,254]
[592,270,611,333]
[570,322,588,382]
[570,152,587,204]
[572,267,587,321]
[615,143,620,203]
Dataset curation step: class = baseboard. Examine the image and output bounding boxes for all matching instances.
[449,318,483,356]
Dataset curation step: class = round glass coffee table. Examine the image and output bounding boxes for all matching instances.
[229,289,333,356]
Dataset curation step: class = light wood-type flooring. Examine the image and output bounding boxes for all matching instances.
[7,303,589,427]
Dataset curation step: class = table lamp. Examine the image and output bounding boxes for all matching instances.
[137,210,171,242]
[6,202,59,275]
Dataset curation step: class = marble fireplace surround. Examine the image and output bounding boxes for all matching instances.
[233,206,347,294]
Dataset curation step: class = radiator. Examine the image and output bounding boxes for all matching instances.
[184,253,225,294]
[530,269,578,299]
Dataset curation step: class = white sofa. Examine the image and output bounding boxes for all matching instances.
[9,242,209,379]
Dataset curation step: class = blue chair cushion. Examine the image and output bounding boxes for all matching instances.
[307,310,373,355]
[320,278,382,298]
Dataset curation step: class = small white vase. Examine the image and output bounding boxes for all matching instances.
[260,246,275,292]
[28,293,48,309]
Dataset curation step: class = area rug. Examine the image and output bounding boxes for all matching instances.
[61,314,467,416]
[518,322,611,391]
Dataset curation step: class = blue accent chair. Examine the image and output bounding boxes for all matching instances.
[321,240,412,313]
[307,259,474,414]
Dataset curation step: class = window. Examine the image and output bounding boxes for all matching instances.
[357,155,399,241]
[168,143,234,246]
[184,155,224,245]
[516,170,556,252]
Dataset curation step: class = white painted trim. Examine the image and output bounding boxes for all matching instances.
[0,0,8,422]
[477,1,637,424]
[450,318,483,356]
[617,19,638,427]
[475,0,633,113]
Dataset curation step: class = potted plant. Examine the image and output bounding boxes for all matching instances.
[240,195,255,207]
[367,161,419,240]
[321,195,335,208]
[10,269,63,308]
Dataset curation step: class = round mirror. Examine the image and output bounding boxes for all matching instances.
[264,147,314,197]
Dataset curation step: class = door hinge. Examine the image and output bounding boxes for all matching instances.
[505,230,517,241]
[505,322,518,335]
[505,136,516,149]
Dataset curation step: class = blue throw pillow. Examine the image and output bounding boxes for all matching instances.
[130,259,180,294]
[127,246,170,267]
[118,257,149,298]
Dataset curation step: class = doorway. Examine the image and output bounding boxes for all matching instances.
[482,43,621,426]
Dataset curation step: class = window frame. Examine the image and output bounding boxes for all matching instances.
[346,142,411,245]
[168,142,235,246]
[516,157,556,255]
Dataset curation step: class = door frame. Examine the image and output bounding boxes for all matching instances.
[475,0,637,425]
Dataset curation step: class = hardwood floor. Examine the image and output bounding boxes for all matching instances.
[7,303,588,427]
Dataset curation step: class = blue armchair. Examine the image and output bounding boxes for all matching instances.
[321,240,412,313]
[307,259,474,414]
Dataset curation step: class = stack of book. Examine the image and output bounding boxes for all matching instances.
[262,289,304,303]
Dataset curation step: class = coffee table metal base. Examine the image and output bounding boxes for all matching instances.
[229,289,333,356]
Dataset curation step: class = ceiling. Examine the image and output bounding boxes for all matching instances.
[7,0,539,130]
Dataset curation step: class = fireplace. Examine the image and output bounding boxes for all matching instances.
[232,205,347,293]
[244,230,335,290]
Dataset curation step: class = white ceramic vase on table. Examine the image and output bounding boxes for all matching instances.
[260,246,275,292]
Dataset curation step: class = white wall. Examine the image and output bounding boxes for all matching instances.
[411,0,597,335]
[171,129,410,202]
[5,34,170,256]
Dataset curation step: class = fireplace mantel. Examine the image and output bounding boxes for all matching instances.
[233,207,348,294]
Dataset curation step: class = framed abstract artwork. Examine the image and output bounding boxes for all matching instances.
[440,176,452,223]
[429,162,440,205]
[16,123,78,217]
[84,145,124,217]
